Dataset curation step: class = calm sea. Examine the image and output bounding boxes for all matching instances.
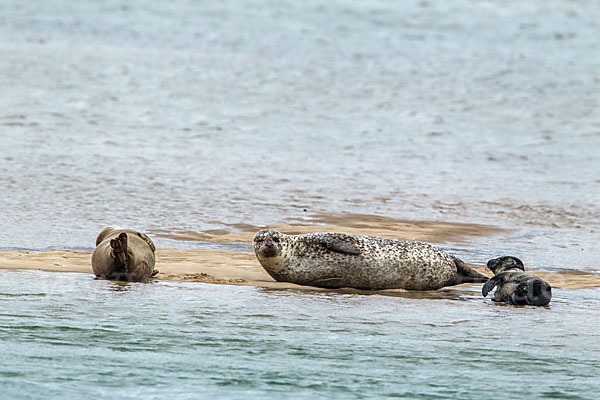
[0,1,599,398]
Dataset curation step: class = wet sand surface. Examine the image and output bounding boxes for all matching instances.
[2,218,597,296]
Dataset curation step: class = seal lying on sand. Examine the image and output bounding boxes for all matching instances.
[482,256,552,306]
[91,226,158,282]
[253,229,488,290]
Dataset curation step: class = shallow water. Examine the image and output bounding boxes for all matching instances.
[1,270,599,399]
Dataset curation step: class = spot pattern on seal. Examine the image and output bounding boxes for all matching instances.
[253,229,488,290]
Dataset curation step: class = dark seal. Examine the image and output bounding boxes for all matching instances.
[253,229,488,290]
[91,226,158,282]
[482,256,552,306]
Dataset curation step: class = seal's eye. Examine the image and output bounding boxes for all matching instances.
[272,236,279,243]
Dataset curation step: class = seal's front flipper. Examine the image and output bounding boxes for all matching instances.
[482,277,499,297]
[317,235,361,256]
[452,257,489,285]
[306,277,344,288]
[110,232,130,271]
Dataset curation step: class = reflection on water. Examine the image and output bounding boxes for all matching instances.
[94,278,135,292]
[1,270,599,399]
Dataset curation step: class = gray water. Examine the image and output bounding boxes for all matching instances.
[1,269,599,399]
[1,0,599,267]
[1,1,600,398]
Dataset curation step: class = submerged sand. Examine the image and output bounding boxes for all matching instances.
[1,215,598,296]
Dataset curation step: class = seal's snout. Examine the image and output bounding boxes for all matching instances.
[263,236,276,250]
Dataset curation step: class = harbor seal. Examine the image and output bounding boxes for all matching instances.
[482,256,552,306]
[91,226,158,282]
[253,229,489,290]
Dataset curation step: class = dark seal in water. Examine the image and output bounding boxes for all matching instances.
[482,256,552,306]
[253,229,488,290]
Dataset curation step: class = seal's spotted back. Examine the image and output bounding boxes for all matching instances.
[253,229,488,291]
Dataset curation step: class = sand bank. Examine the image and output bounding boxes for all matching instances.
[1,247,598,296]
[1,217,597,295]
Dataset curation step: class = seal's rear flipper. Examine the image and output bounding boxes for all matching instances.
[110,232,130,271]
[509,280,552,306]
[452,257,490,285]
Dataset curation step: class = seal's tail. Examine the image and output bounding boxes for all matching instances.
[452,257,490,285]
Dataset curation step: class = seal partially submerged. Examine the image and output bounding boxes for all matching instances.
[91,226,158,282]
[253,229,488,290]
[482,256,552,306]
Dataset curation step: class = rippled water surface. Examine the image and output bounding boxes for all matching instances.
[1,270,599,399]
[0,0,599,268]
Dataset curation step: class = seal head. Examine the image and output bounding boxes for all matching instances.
[253,229,285,259]
[486,256,524,275]
[95,225,123,246]
[253,229,301,284]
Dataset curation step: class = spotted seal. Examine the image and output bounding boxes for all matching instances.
[252,229,489,290]
[91,226,158,282]
[482,256,552,306]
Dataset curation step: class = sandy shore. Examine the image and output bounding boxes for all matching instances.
[1,216,598,296]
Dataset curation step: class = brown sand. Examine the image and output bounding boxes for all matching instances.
[1,216,597,295]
